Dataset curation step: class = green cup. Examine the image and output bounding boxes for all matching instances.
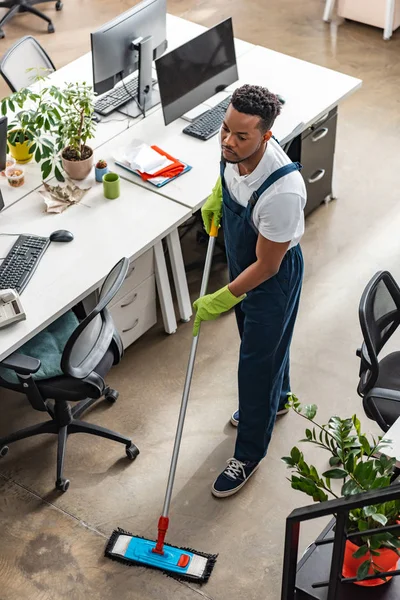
[103,172,120,199]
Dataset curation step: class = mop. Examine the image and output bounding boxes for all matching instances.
[105,221,219,583]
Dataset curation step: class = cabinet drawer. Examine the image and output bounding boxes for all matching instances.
[302,111,338,216]
[111,248,154,306]
[119,302,157,349]
[110,275,157,348]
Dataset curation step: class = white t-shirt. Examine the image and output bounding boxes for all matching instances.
[223,138,307,249]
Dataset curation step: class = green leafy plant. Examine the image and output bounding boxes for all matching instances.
[282,394,400,581]
[1,67,66,181]
[57,82,96,162]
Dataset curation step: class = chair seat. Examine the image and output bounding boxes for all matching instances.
[36,348,115,402]
[365,352,400,428]
[375,352,400,390]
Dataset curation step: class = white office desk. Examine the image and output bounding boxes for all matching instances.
[99,45,361,214]
[0,177,192,362]
[0,14,253,214]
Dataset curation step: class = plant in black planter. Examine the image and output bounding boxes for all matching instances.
[56,82,96,181]
[282,394,400,586]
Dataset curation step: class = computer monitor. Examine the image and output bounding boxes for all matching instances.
[155,18,238,126]
[91,0,167,117]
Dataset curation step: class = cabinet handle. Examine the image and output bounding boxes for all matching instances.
[126,265,136,278]
[120,293,138,308]
[313,112,330,128]
[307,169,325,184]
[123,318,139,333]
[311,127,328,142]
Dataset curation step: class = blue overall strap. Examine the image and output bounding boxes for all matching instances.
[249,162,302,208]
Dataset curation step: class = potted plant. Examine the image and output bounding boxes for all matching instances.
[282,394,400,587]
[95,159,108,182]
[57,82,96,180]
[1,68,66,180]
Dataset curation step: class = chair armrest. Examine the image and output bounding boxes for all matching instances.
[0,353,41,375]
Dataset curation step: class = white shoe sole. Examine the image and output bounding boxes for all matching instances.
[230,407,288,427]
[211,462,260,498]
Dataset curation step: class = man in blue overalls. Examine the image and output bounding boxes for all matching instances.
[193,84,306,498]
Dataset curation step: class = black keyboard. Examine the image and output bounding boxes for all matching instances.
[0,235,50,294]
[95,76,157,116]
[183,96,231,141]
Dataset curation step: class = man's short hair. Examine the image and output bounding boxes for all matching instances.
[231,84,282,132]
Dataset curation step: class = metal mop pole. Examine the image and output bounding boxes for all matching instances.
[153,220,219,554]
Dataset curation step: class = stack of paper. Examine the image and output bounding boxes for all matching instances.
[114,140,191,188]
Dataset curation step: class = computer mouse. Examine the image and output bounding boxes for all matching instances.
[49,230,74,243]
[92,113,101,123]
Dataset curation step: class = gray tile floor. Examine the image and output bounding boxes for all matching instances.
[1,1,400,598]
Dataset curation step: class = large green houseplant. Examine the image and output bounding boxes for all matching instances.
[282,394,400,586]
[56,82,96,180]
[1,68,66,180]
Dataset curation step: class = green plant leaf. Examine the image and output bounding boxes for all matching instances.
[34,146,41,164]
[9,100,15,112]
[54,165,65,182]
[356,559,371,581]
[305,428,312,440]
[371,513,388,526]
[1,101,6,116]
[342,479,362,496]
[363,505,377,517]
[282,456,295,467]
[360,435,371,455]
[291,447,301,463]
[41,160,52,180]
[357,519,369,532]
[370,550,381,556]
[18,130,25,144]
[329,456,341,467]
[304,404,317,420]
[322,468,347,479]
[352,544,368,559]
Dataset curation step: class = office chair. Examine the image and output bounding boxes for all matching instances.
[0,258,139,492]
[0,0,62,39]
[357,270,400,432]
[0,35,55,91]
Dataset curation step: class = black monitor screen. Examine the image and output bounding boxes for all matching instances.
[156,18,238,125]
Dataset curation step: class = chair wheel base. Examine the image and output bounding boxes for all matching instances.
[56,478,70,492]
[56,0,63,9]
[0,446,9,458]
[126,444,140,461]
[105,389,119,403]
[48,23,55,33]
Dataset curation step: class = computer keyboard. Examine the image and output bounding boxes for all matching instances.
[0,235,50,294]
[183,96,231,141]
[95,76,157,116]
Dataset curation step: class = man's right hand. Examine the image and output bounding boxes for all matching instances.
[201,177,223,235]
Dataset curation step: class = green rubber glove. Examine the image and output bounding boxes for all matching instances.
[201,177,223,235]
[192,285,246,336]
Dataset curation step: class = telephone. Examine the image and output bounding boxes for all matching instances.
[0,289,26,328]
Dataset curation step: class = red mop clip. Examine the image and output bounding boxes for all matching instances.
[152,516,169,555]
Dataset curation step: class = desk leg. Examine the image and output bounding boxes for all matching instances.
[154,240,177,335]
[166,228,192,323]
[384,0,395,40]
[323,0,336,22]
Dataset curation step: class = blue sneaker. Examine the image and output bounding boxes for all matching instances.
[230,405,289,427]
[211,458,260,498]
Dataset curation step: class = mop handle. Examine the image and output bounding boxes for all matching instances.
[161,219,219,518]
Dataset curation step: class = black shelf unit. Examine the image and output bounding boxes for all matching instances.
[281,485,400,600]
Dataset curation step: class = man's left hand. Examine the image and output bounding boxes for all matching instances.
[192,285,245,336]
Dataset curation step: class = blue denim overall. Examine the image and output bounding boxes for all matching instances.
[221,160,304,463]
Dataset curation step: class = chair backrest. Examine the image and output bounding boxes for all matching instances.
[0,36,56,92]
[357,271,400,396]
[61,258,129,380]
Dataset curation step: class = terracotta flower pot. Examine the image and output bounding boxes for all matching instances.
[343,539,399,587]
[61,146,94,180]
